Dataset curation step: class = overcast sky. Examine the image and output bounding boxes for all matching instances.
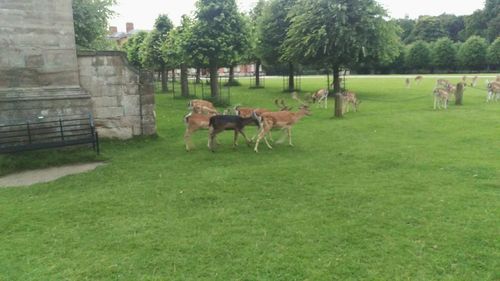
[109,0,485,31]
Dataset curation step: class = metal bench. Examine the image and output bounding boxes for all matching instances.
[0,113,99,154]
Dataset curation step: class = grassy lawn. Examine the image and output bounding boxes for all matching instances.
[0,75,499,280]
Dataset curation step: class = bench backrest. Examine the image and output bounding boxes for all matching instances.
[0,114,96,153]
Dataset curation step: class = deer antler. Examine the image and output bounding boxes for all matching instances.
[291,92,308,106]
[280,99,292,111]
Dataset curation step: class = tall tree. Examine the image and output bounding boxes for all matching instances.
[245,0,266,88]
[395,17,416,44]
[487,37,500,68]
[258,0,297,91]
[405,40,431,71]
[163,16,194,98]
[409,16,447,42]
[458,36,488,70]
[432,37,457,71]
[282,0,401,94]
[72,0,116,49]
[124,31,148,69]
[141,15,174,92]
[188,0,248,98]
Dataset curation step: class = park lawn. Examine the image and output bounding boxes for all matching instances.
[0,75,498,280]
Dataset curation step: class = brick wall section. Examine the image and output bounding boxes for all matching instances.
[77,51,156,139]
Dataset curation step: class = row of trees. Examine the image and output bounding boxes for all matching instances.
[365,36,500,74]
[395,0,499,44]
[74,0,499,96]
[123,0,401,99]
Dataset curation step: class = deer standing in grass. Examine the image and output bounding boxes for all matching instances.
[415,75,423,84]
[253,105,311,152]
[487,82,500,102]
[311,89,329,108]
[342,92,361,113]
[188,99,218,115]
[405,78,410,88]
[471,76,478,87]
[184,112,218,151]
[207,115,259,151]
[433,88,449,109]
[235,99,292,141]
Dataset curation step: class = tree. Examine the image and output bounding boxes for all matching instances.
[141,15,174,92]
[163,16,194,97]
[405,40,431,71]
[258,0,297,91]
[432,37,457,71]
[395,17,416,44]
[487,37,500,68]
[245,0,266,88]
[282,0,401,94]
[410,16,447,42]
[458,36,488,70]
[188,0,248,98]
[124,31,148,69]
[72,0,116,49]
[436,14,466,42]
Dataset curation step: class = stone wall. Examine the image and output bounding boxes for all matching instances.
[0,0,91,123]
[77,51,156,139]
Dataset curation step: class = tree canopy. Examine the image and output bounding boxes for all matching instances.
[72,0,116,49]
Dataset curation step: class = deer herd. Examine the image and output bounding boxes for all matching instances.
[407,74,500,109]
[183,87,361,152]
[183,74,498,152]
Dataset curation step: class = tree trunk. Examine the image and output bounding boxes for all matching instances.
[455,82,464,105]
[333,66,343,117]
[209,63,219,98]
[161,67,168,92]
[288,62,295,92]
[171,69,176,82]
[334,93,344,118]
[229,66,235,83]
[333,66,341,94]
[180,63,189,98]
[195,68,201,84]
[255,61,261,87]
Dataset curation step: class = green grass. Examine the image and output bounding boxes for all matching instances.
[0,75,499,280]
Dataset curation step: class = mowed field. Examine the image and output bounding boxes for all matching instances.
[0,75,499,280]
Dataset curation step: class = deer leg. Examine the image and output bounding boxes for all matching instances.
[238,129,252,146]
[184,128,193,151]
[233,130,239,147]
[254,127,271,152]
[287,127,293,147]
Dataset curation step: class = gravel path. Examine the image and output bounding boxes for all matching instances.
[0,162,106,188]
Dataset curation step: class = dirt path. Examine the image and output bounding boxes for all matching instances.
[0,162,106,188]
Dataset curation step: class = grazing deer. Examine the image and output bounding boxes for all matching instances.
[486,82,500,102]
[436,79,450,88]
[415,75,423,84]
[433,88,449,110]
[253,105,311,152]
[184,112,218,151]
[188,99,218,115]
[471,76,478,87]
[342,92,361,113]
[207,115,259,151]
[311,89,328,108]
[405,78,410,88]
[462,75,467,84]
[496,75,500,82]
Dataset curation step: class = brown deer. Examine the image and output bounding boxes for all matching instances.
[253,105,311,152]
[415,75,423,84]
[188,99,218,115]
[184,112,218,151]
[470,76,478,87]
[405,78,410,88]
[487,82,500,102]
[342,92,361,113]
[433,88,449,110]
